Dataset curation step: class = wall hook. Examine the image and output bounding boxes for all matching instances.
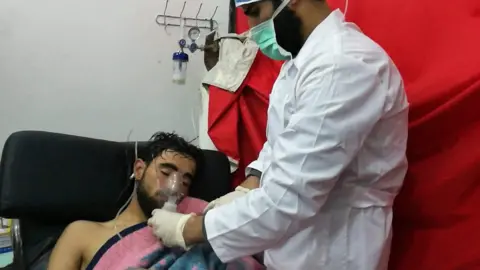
[195,3,203,27]
[179,1,186,18]
[210,6,218,20]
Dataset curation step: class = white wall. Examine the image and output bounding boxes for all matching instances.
[0,0,229,151]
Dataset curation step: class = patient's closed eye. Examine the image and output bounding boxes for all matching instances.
[160,170,171,176]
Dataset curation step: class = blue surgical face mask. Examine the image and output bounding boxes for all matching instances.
[249,0,292,61]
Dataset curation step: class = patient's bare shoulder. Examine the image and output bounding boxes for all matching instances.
[62,220,106,243]
[71,220,121,267]
[48,220,102,270]
[57,220,99,250]
[51,218,140,269]
[63,220,106,252]
[67,219,104,233]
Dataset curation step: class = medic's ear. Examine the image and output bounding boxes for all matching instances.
[133,159,147,181]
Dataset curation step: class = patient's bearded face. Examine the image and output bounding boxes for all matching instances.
[136,150,196,217]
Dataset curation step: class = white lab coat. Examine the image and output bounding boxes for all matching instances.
[204,9,409,270]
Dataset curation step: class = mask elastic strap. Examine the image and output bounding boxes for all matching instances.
[272,0,294,60]
[344,0,350,19]
[272,0,291,19]
[245,0,290,38]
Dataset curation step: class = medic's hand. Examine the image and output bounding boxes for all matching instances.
[203,186,250,213]
[148,209,194,250]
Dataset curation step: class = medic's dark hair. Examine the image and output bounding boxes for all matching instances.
[138,131,203,171]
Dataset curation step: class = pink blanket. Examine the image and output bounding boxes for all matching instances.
[86,197,265,270]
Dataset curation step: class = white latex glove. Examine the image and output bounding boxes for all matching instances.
[148,209,194,249]
[203,186,250,213]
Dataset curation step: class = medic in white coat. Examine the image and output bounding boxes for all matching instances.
[148,0,409,269]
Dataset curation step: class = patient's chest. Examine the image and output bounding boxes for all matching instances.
[82,197,207,269]
[81,223,124,269]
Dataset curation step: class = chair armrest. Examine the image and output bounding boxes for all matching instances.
[11,219,25,269]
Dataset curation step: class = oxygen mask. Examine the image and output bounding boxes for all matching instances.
[157,171,185,212]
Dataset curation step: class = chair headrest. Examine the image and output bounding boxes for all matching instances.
[0,131,231,222]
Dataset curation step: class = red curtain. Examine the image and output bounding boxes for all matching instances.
[326,0,480,269]
[207,8,282,188]
[235,8,250,33]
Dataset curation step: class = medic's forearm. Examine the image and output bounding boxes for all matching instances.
[181,173,261,249]
[240,173,260,190]
[203,188,294,262]
[182,215,206,246]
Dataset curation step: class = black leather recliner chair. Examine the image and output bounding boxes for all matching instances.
[0,131,233,270]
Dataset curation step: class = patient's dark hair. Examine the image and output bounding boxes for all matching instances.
[138,132,203,174]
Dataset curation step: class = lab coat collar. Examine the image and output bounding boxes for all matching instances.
[292,9,345,70]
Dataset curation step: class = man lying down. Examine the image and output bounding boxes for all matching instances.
[48,132,264,270]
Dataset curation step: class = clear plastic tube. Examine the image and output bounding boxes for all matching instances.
[113,130,137,239]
